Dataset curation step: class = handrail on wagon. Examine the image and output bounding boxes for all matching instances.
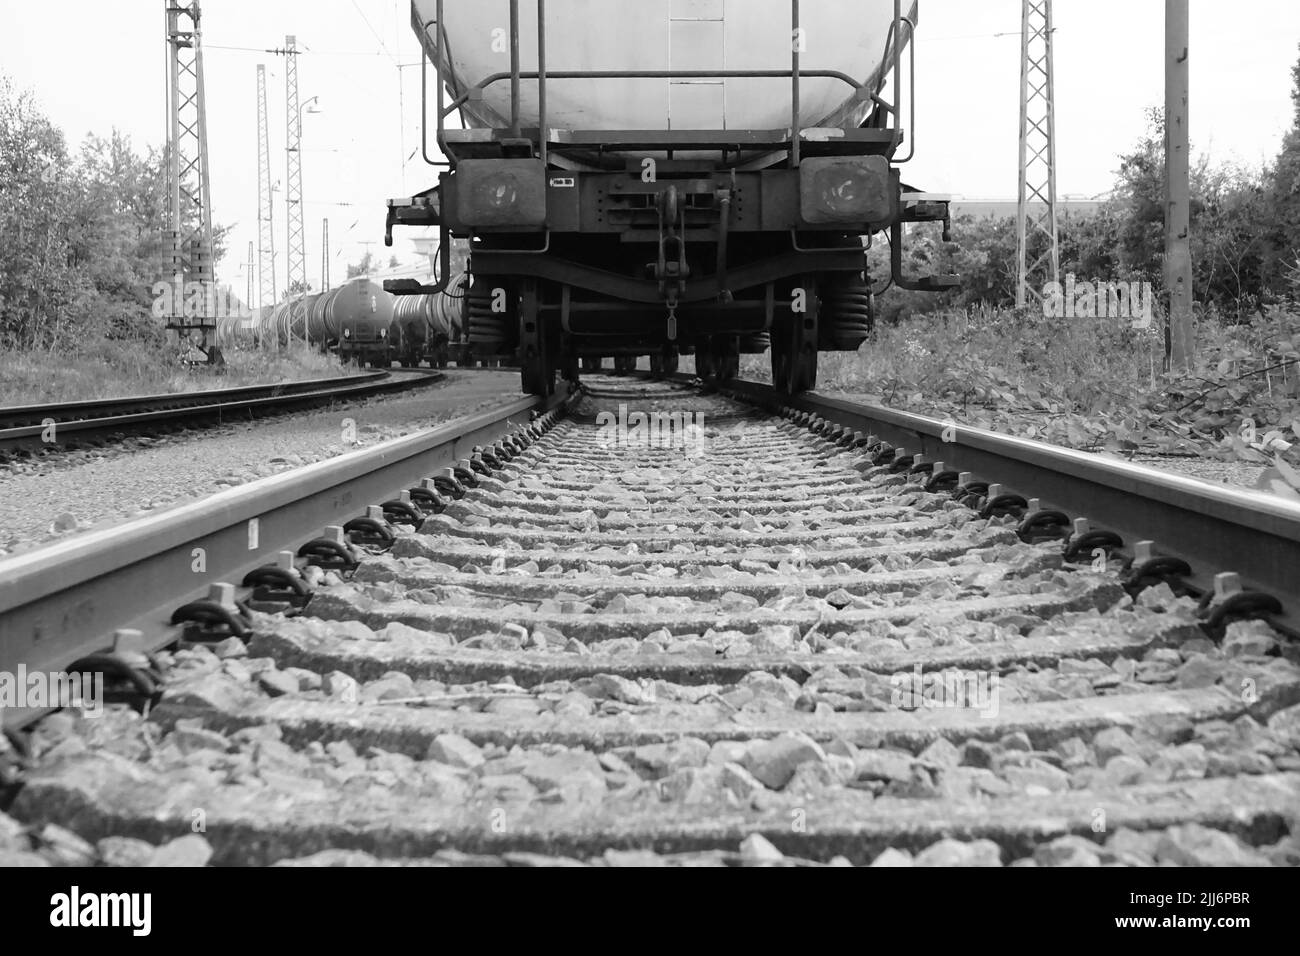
[892,12,917,163]
[420,0,911,169]
[792,0,802,166]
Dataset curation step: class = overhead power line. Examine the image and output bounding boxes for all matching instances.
[349,0,399,65]
[208,43,396,56]
[918,30,1022,42]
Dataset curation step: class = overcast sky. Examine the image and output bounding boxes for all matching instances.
[2,1,1298,301]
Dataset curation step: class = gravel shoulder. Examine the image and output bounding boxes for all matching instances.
[0,370,524,558]
[831,390,1269,492]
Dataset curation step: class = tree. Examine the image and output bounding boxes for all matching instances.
[1265,45,1300,292]
[0,73,232,350]
[0,74,87,348]
[346,251,374,279]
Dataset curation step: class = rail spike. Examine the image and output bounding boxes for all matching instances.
[344,505,398,551]
[65,629,164,715]
[170,582,251,644]
[299,525,361,572]
[243,550,313,609]
[1196,571,1284,643]
[1121,540,1193,600]
[1063,517,1124,565]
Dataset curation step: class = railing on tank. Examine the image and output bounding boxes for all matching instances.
[418,0,916,168]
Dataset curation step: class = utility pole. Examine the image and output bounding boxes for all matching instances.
[246,240,254,305]
[164,1,219,362]
[1165,0,1193,370]
[322,218,330,289]
[358,240,377,278]
[274,35,306,347]
[1015,0,1060,309]
[256,64,276,310]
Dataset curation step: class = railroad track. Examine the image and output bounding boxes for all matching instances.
[1,375,1298,867]
[0,369,445,457]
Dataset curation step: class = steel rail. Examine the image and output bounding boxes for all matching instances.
[0,385,569,729]
[0,371,390,428]
[710,377,1300,637]
[0,371,446,455]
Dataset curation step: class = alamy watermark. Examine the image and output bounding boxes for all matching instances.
[889,664,1000,718]
[1042,274,1153,329]
[595,402,707,456]
[0,665,104,718]
[151,279,253,320]
[50,887,151,936]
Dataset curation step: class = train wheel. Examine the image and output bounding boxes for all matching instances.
[695,339,716,380]
[773,328,817,392]
[662,351,679,375]
[581,357,601,373]
[649,354,664,375]
[518,281,554,396]
[771,324,791,390]
[774,279,820,394]
[789,346,817,393]
[713,336,740,384]
[789,279,819,393]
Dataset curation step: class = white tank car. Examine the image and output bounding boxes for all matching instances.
[416,0,915,138]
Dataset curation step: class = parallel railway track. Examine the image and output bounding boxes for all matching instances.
[0,369,445,457]
[1,375,1297,866]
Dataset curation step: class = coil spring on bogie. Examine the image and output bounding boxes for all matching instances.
[465,278,516,349]
[820,275,874,350]
[740,332,771,353]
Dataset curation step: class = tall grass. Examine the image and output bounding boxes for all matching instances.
[736,305,1300,458]
[740,307,1165,410]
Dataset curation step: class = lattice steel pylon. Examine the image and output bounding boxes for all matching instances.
[1015,0,1060,308]
[164,1,217,357]
[256,64,277,310]
[278,35,305,319]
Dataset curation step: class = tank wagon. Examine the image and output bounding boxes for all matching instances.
[332,279,397,367]
[263,297,311,348]
[247,279,395,363]
[382,0,956,396]
[390,270,471,367]
[214,310,261,351]
[308,280,397,355]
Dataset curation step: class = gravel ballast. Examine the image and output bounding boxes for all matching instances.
[0,370,523,557]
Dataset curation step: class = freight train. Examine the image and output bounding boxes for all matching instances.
[213,275,483,369]
[382,0,957,396]
[390,271,472,367]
